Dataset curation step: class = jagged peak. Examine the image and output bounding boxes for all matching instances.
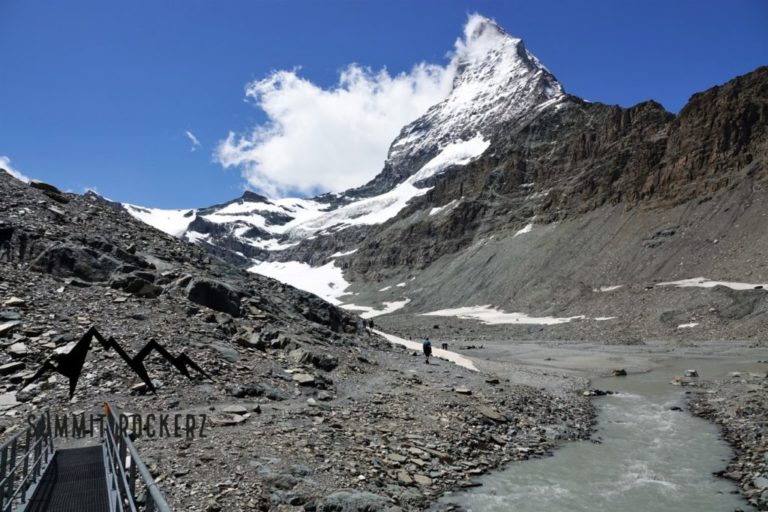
[456,14,520,62]
[450,14,559,90]
[464,14,509,41]
[401,13,564,131]
[241,190,270,203]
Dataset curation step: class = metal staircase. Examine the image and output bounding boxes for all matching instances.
[0,405,171,512]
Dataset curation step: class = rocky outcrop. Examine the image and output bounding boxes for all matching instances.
[184,277,244,317]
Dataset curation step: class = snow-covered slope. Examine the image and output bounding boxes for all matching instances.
[122,204,196,237]
[126,135,490,245]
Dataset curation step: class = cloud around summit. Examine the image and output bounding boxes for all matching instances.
[0,155,30,183]
[216,14,498,198]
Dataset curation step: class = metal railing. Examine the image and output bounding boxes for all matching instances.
[0,409,54,512]
[103,403,171,512]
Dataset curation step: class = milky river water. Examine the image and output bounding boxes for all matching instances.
[438,358,761,512]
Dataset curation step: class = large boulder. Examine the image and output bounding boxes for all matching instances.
[29,180,62,194]
[185,278,243,317]
[228,383,288,401]
[289,348,339,371]
[30,243,122,282]
[299,295,353,333]
[317,491,398,512]
[110,271,163,298]
[29,180,69,204]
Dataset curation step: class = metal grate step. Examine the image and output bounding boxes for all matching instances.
[24,446,110,512]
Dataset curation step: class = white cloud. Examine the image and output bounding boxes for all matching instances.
[215,14,510,198]
[0,156,30,183]
[185,130,201,152]
[216,61,457,198]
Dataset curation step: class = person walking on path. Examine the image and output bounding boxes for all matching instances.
[423,337,432,364]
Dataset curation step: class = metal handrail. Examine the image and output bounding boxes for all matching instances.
[0,409,54,512]
[103,404,171,512]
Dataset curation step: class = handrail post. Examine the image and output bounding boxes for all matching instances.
[129,453,137,500]
[0,444,7,510]
[102,403,171,512]
[0,445,7,512]
[33,417,42,481]
[20,430,29,503]
[8,437,17,508]
[45,410,54,462]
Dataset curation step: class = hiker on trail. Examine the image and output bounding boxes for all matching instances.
[423,337,432,364]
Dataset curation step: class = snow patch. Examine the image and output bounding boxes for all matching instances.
[421,305,585,325]
[123,204,195,237]
[372,329,478,372]
[513,223,533,237]
[429,199,460,216]
[330,249,358,257]
[657,277,767,291]
[341,299,410,319]
[596,285,623,293]
[185,232,210,244]
[248,260,349,304]
[677,323,699,329]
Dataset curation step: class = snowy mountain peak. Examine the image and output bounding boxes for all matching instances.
[376,15,564,189]
[457,14,521,63]
[454,14,556,85]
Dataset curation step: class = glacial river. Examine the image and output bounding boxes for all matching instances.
[439,357,762,512]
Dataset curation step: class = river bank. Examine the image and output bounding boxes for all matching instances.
[689,366,768,511]
[426,341,768,510]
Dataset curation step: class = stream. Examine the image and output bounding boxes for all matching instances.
[438,357,761,512]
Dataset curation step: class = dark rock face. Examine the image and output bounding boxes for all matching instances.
[29,237,152,283]
[184,278,244,317]
[30,243,125,282]
[342,67,768,277]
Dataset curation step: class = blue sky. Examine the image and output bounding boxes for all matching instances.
[1,1,766,208]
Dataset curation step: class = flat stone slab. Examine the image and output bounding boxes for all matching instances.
[222,405,249,415]
[0,320,21,337]
[293,373,316,386]
[0,362,25,375]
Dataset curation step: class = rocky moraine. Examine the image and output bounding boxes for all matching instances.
[0,171,593,511]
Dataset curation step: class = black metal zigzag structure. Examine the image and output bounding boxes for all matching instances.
[24,326,211,397]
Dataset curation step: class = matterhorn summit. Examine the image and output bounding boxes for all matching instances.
[366,14,565,193]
